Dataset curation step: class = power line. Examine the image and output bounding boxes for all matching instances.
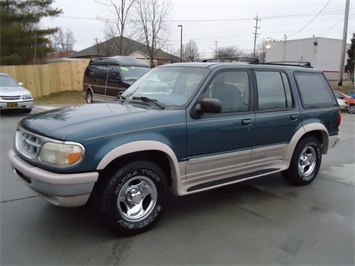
[317,19,343,36]
[58,8,343,23]
[288,0,332,38]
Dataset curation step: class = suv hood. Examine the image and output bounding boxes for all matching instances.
[19,103,172,140]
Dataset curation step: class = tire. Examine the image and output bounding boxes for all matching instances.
[282,136,321,186]
[86,90,93,103]
[100,160,169,236]
[348,105,355,114]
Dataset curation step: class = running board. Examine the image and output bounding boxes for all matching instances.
[187,169,280,192]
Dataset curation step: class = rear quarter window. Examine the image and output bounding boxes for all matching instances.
[295,72,336,108]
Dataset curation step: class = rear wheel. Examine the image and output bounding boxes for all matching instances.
[348,105,355,114]
[282,136,321,186]
[86,90,93,103]
[100,160,169,236]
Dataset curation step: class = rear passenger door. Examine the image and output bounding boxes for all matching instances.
[250,70,301,165]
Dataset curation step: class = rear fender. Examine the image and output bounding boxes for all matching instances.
[283,123,329,161]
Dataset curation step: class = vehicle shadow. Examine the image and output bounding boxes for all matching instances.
[0,109,30,116]
[28,174,288,238]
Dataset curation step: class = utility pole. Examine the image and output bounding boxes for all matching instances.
[338,0,350,86]
[253,13,261,58]
[214,41,218,59]
[178,25,183,62]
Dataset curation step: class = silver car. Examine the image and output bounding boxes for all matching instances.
[0,73,33,113]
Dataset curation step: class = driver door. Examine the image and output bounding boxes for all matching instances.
[185,70,255,183]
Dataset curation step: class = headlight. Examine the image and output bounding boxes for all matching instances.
[39,142,84,166]
[22,94,33,100]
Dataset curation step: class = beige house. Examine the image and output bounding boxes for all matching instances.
[67,37,179,66]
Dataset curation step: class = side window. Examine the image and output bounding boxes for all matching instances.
[95,66,108,80]
[295,72,336,108]
[256,71,293,110]
[109,66,121,82]
[203,71,249,113]
[85,65,97,78]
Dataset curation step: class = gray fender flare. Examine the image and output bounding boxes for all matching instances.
[283,123,329,161]
[96,140,181,192]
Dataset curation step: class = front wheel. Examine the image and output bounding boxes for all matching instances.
[282,136,322,186]
[348,105,355,114]
[86,90,93,103]
[100,160,169,236]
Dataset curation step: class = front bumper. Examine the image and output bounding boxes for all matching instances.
[0,100,33,110]
[8,149,99,207]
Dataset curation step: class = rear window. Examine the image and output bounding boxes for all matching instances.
[295,72,336,108]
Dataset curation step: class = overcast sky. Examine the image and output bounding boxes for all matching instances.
[43,0,354,58]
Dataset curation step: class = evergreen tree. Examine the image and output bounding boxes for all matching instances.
[345,33,354,81]
[0,0,62,65]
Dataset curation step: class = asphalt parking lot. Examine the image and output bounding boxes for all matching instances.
[1,106,354,265]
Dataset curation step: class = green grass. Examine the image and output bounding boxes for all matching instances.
[34,91,86,105]
[329,80,355,94]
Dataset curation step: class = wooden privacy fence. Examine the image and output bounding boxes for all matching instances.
[0,60,90,98]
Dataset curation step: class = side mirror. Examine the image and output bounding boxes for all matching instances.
[195,98,222,114]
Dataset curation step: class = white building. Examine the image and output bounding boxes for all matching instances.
[265,37,351,80]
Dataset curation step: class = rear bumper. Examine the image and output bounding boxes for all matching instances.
[8,149,99,207]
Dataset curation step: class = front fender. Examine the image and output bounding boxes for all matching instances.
[96,140,182,192]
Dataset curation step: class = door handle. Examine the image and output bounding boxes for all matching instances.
[242,119,251,126]
[290,114,298,120]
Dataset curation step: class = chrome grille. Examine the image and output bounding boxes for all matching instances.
[1,95,21,100]
[15,128,42,159]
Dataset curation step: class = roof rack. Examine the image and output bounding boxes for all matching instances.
[261,61,312,68]
[202,57,259,63]
[200,58,312,68]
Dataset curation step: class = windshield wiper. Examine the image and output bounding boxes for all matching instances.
[132,96,165,109]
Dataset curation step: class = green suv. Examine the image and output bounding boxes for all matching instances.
[8,61,341,236]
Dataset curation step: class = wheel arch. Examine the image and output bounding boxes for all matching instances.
[85,87,93,94]
[283,122,329,161]
[96,141,181,188]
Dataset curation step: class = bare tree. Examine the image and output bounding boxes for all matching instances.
[183,39,199,62]
[96,0,137,55]
[217,46,241,59]
[52,28,76,51]
[255,38,267,62]
[134,0,172,67]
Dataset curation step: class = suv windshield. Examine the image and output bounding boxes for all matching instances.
[122,66,209,107]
